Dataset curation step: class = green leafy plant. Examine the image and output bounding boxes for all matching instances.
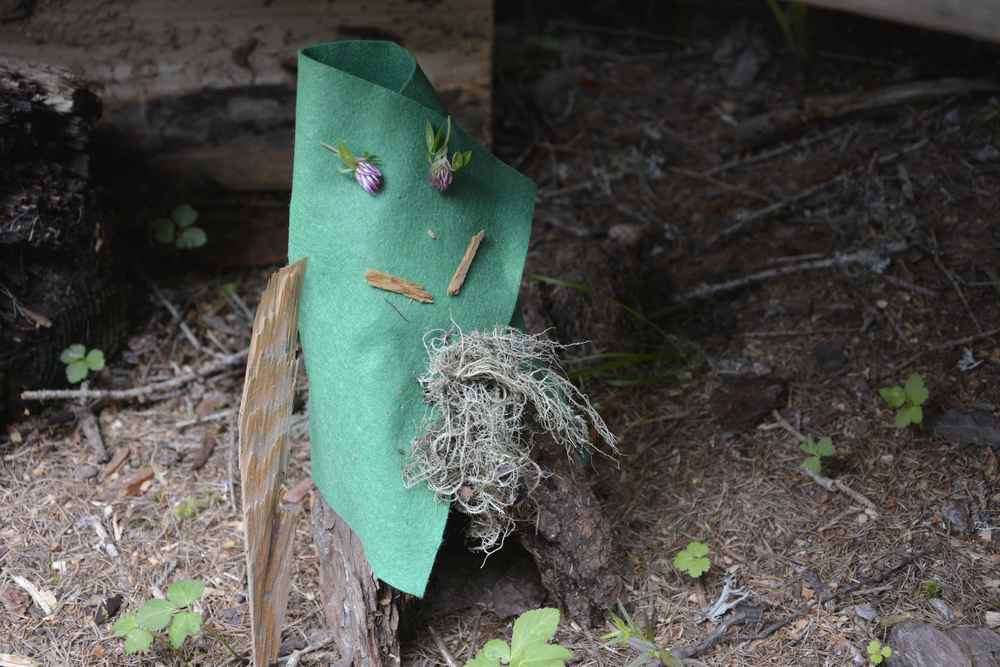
[766,0,812,61]
[60,344,105,384]
[175,496,212,520]
[923,580,942,599]
[113,580,205,654]
[152,204,207,249]
[867,640,892,665]
[879,372,929,427]
[673,542,711,578]
[465,608,572,667]
[603,610,681,667]
[800,435,834,475]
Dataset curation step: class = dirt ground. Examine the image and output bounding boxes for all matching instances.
[3,4,1000,666]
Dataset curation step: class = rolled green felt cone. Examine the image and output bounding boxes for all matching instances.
[287,41,536,596]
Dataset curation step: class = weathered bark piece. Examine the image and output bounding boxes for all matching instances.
[886,621,975,667]
[312,494,403,667]
[0,57,126,425]
[448,230,485,296]
[0,0,493,192]
[516,448,622,627]
[799,0,1000,44]
[365,269,434,304]
[238,259,307,667]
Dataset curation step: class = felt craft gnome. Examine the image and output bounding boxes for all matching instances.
[288,41,613,597]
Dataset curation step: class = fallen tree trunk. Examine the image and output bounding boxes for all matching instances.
[0,58,127,424]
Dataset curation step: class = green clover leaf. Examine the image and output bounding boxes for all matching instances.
[803,456,823,475]
[895,404,923,428]
[85,349,105,371]
[168,611,203,649]
[60,344,86,364]
[171,204,199,228]
[903,372,928,406]
[673,542,711,578]
[135,598,175,631]
[878,385,906,409]
[176,226,207,249]
[815,436,834,457]
[867,640,892,665]
[66,359,89,384]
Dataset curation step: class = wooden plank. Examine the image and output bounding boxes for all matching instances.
[0,0,493,191]
[799,0,1000,44]
[238,259,306,667]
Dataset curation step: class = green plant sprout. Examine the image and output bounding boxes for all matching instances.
[603,610,681,667]
[879,372,929,427]
[465,608,572,667]
[113,580,204,654]
[766,0,812,61]
[152,204,207,249]
[923,580,942,599]
[867,640,892,665]
[175,496,212,520]
[673,542,711,578]
[60,344,105,384]
[800,435,834,475]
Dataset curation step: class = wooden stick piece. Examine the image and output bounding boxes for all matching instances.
[365,269,433,303]
[448,230,486,296]
[239,259,307,667]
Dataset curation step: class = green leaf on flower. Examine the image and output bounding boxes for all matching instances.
[337,142,355,168]
[66,359,89,384]
[85,349,105,371]
[171,204,199,228]
[426,120,435,152]
[135,598,175,631]
[903,372,929,406]
[879,385,906,408]
[124,628,154,654]
[168,611,203,649]
[61,344,86,363]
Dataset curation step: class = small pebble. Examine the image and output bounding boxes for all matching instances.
[855,604,879,622]
[929,597,957,623]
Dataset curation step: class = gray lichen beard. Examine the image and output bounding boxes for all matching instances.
[401,326,618,554]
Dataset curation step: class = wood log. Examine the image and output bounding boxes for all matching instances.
[799,0,1000,45]
[0,57,127,424]
[312,494,404,667]
[516,446,623,627]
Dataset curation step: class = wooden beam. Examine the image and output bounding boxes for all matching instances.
[0,0,493,191]
[799,0,1000,44]
[238,259,307,667]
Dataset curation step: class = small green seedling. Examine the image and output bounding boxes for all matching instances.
[879,372,929,427]
[60,344,105,384]
[766,0,812,61]
[867,640,892,665]
[673,542,711,578]
[152,204,207,249]
[923,580,942,599]
[603,612,682,667]
[800,435,834,475]
[175,496,212,520]
[113,579,205,655]
[465,608,572,667]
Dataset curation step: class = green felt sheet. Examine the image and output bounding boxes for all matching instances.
[287,41,536,596]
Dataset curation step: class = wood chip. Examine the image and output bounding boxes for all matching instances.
[0,654,41,667]
[120,465,154,496]
[102,447,131,479]
[365,269,433,303]
[10,575,56,617]
[447,229,485,296]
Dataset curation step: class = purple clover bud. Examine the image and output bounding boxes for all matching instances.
[354,158,383,195]
[429,157,454,192]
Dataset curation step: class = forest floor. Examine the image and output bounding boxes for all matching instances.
[2,4,1000,666]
